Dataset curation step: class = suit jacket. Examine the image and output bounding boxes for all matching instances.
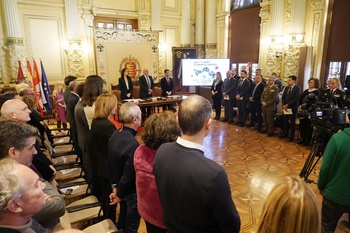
[211,80,223,101]
[236,78,251,100]
[66,92,79,124]
[249,82,265,103]
[119,77,133,100]
[160,77,174,96]
[261,85,279,111]
[320,88,345,109]
[139,75,154,98]
[221,77,236,100]
[282,85,301,111]
[90,118,116,178]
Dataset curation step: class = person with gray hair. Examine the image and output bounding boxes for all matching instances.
[154,95,241,233]
[0,120,65,230]
[0,158,49,232]
[108,102,142,232]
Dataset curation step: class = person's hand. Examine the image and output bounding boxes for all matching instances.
[236,95,240,100]
[249,97,254,102]
[109,189,121,205]
[49,165,57,180]
[262,102,267,107]
[282,105,288,111]
[222,92,227,97]
[126,93,131,98]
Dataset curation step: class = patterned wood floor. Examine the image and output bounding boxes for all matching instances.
[135,110,349,233]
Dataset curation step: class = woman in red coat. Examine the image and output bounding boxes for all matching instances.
[134,111,181,233]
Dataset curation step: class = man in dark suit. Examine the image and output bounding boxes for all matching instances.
[235,70,251,126]
[231,68,240,116]
[139,68,154,116]
[247,74,265,131]
[66,80,82,161]
[160,69,174,97]
[221,70,236,124]
[160,69,175,111]
[280,75,301,141]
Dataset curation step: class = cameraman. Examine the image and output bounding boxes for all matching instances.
[318,126,350,233]
[297,78,320,146]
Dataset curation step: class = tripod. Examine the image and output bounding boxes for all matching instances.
[299,129,331,184]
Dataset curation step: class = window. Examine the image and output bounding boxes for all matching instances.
[94,17,138,30]
[231,0,262,11]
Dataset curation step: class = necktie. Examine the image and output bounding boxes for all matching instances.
[146,76,150,88]
[252,84,258,96]
[167,78,170,85]
[288,87,292,94]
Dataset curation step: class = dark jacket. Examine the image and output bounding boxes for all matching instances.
[139,75,154,98]
[119,77,133,100]
[160,77,174,97]
[281,85,301,111]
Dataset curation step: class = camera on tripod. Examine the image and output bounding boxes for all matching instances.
[299,99,347,183]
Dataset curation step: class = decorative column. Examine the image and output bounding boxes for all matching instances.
[64,0,84,77]
[65,0,80,40]
[290,0,307,36]
[216,0,230,58]
[1,0,26,86]
[309,0,325,79]
[205,0,217,58]
[259,1,274,76]
[195,0,205,58]
[180,0,191,47]
[269,0,284,37]
[82,10,95,75]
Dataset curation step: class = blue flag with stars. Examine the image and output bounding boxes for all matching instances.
[40,60,52,109]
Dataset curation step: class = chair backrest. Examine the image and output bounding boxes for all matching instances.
[154,86,162,96]
[59,211,72,229]
[83,219,118,233]
[133,86,140,99]
[111,84,119,90]
[112,90,121,102]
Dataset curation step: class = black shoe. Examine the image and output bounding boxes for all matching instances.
[233,122,241,125]
[289,138,294,142]
[245,124,254,128]
[267,132,274,137]
[279,134,288,138]
[214,116,220,120]
[239,124,245,127]
[221,118,228,122]
[228,121,234,124]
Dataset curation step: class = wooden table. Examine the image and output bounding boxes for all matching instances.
[116,95,189,120]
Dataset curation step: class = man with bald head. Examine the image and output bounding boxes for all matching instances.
[154,95,241,233]
[0,99,31,122]
[0,159,49,232]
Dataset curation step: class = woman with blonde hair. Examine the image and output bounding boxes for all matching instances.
[257,176,320,233]
[53,80,67,134]
[134,111,181,233]
[89,93,118,222]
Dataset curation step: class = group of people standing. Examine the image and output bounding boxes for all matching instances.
[211,68,347,144]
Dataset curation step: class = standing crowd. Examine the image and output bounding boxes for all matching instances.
[0,67,348,233]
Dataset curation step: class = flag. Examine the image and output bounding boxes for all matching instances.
[40,60,52,110]
[32,59,44,115]
[26,60,33,87]
[17,60,24,83]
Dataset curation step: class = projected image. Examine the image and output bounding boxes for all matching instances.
[182,59,230,86]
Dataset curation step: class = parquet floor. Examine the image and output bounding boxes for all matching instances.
[135,110,349,233]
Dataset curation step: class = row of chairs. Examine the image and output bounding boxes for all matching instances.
[44,126,120,232]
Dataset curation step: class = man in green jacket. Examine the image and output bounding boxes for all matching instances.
[318,128,350,233]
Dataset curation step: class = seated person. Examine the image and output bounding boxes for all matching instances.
[0,159,49,232]
[257,176,320,233]
[0,120,65,230]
